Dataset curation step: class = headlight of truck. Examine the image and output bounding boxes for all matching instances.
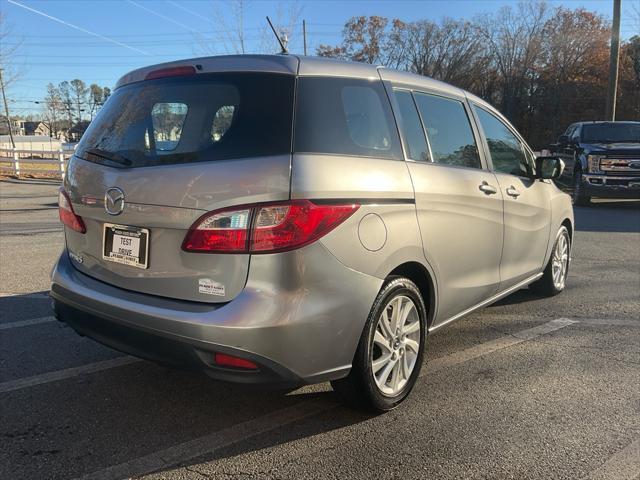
[587,155,604,173]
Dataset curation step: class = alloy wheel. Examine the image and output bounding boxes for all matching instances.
[371,295,421,396]
[552,231,570,290]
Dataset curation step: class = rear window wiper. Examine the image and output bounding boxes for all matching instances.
[82,148,132,166]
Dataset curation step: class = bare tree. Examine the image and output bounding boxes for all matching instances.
[0,11,25,143]
[474,1,549,130]
[256,3,302,53]
[396,18,488,91]
[0,11,23,88]
[42,83,63,139]
[88,84,111,120]
[617,36,640,121]
[57,81,75,131]
[535,8,610,140]
[197,0,302,55]
[194,0,248,54]
[69,79,88,125]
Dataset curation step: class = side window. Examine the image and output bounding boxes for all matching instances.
[393,89,430,161]
[150,102,188,152]
[393,90,430,162]
[413,92,481,169]
[571,126,581,142]
[294,77,402,160]
[475,107,531,177]
[565,126,575,138]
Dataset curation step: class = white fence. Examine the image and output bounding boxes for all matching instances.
[0,147,75,179]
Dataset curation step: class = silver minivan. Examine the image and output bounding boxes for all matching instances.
[51,55,573,411]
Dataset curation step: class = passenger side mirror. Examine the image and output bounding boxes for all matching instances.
[557,135,569,146]
[535,156,564,180]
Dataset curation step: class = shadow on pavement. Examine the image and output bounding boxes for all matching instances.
[491,287,545,307]
[0,291,52,323]
[0,290,372,480]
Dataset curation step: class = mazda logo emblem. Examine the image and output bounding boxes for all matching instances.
[104,187,125,215]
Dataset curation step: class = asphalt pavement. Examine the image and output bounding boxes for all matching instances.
[1,178,639,480]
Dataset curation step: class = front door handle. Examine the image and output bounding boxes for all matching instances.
[479,181,498,195]
[506,186,521,198]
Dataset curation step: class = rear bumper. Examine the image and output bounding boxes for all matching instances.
[53,299,300,385]
[51,244,382,386]
[582,174,640,199]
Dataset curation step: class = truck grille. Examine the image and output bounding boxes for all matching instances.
[600,157,640,175]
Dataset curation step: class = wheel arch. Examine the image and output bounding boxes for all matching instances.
[561,217,573,243]
[387,261,436,328]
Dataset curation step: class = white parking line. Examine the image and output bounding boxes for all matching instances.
[0,292,49,299]
[582,437,640,480]
[0,356,142,394]
[576,318,640,328]
[74,318,578,480]
[424,318,577,373]
[0,291,49,298]
[0,315,56,330]
[75,400,335,480]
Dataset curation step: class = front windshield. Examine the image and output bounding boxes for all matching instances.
[581,123,640,144]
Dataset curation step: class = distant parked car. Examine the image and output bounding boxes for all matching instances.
[550,121,640,205]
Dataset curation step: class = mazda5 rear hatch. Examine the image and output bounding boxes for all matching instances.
[62,70,295,303]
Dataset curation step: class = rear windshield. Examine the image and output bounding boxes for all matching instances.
[76,72,295,168]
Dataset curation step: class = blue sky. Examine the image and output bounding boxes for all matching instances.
[2,0,639,116]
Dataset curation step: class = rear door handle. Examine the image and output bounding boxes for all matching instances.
[506,186,521,198]
[479,181,497,195]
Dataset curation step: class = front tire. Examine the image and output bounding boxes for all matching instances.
[572,169,591,206]
[530,226,571,297]
[331,277,427,412]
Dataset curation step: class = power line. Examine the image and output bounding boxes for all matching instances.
[126,0,201,34]
[6,28,267,38]
[4,62,150,66]
[6,0,152,56]
[12,54,173,58]
[1,31,333,47]
[166,1,212,23]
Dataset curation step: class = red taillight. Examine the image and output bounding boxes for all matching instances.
[214,353,258,370]
[58,189,86,233]
[182,208,251,252]
[145,66,196,80]
[251,201,359,252]
[182,200,359,254]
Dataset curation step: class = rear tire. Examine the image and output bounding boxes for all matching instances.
[331,277,427,412]
[572,169,591,206]
[530,226,571,297]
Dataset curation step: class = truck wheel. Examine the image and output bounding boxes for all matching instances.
[572,169,591,206]
[331,277,427,412]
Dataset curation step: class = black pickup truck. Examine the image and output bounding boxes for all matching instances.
[550,121,640,205]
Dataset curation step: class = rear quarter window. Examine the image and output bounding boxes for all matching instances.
[294,77,402,160]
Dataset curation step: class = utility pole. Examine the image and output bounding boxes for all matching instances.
[303,19,307,55]
[605,0,622,121]
[0,69,16,149]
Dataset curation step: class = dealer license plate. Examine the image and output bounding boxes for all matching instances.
[102,223,149,269]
